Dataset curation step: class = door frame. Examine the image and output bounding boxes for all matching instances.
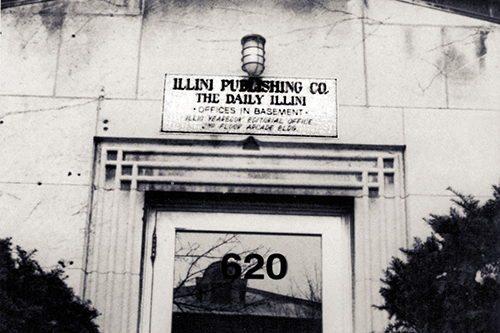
[139,192,354,333]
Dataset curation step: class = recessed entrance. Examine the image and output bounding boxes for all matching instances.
[84,140,405,333]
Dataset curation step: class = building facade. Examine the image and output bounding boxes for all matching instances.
[1,0,500,332]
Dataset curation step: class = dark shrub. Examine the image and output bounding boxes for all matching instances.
[376,185,500,333]
[0,238,100,333]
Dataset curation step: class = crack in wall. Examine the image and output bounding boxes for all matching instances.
[85,269,141,275]
[0,190,22,200]
[26,200,43,219]
[162,20,219,32]
[20,23,45,50]
[0,99,98,121]
[416,70,443,93]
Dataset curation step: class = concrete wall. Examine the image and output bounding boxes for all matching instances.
[365,0,500,239]
[1,0,500,330]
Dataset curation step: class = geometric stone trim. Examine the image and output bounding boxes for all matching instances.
[102,140,402,198]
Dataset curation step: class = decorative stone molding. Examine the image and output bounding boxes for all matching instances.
[84,138,406,332]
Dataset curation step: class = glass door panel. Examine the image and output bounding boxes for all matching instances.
[146,212,351,333]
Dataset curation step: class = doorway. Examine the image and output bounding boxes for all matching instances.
[140,193,353,333]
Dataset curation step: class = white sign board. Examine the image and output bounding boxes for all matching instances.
[162,74,337,138]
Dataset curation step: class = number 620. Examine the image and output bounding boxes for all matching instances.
[221,253,287,280]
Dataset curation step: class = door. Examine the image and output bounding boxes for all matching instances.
[140,198,352,333]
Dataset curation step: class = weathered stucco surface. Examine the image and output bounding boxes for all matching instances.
[0,96,97,290]
[1,0,500,331]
